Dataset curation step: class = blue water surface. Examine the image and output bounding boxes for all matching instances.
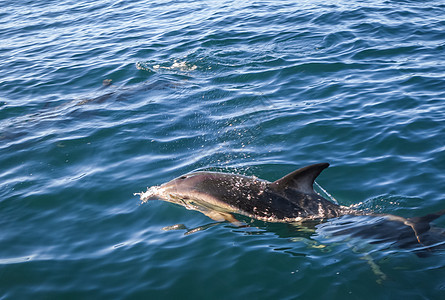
[1,0,445,298]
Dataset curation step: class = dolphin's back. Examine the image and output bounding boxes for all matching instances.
[191,165,342,221]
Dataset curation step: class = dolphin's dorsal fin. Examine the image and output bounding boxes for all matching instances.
[270,163,330,194]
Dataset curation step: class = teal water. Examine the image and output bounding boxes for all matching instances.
[1,0,445,298]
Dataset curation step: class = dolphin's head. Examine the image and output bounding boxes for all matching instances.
[136,171,263,223]
[135,171,265,211]
[161,172,209,195]
[136,172,218,205]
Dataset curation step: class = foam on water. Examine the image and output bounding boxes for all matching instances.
[134,185,164,203]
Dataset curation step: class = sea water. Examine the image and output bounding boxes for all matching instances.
[1,0,445,298]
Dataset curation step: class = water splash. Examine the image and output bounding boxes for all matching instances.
[134,185,163,203]
[136,59,198,73]
[315,181,339,205]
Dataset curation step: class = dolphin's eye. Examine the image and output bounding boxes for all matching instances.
[179,176,187,180]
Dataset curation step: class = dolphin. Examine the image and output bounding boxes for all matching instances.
[136,163,445,252]
[136,163,349,223]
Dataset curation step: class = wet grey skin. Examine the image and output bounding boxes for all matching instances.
[136,163,445,251]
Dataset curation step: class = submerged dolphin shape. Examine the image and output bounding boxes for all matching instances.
[136,163,444,252]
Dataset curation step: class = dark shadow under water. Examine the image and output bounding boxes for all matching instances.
[164,213,445,258]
